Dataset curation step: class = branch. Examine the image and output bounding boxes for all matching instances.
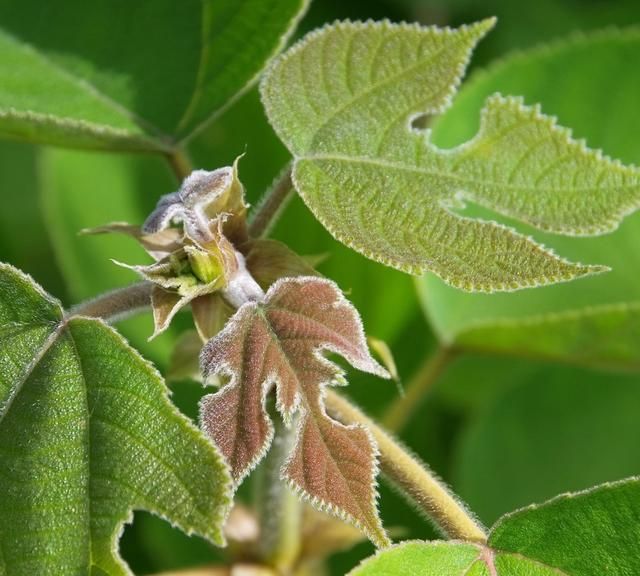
[324,389,487,543]
[249,164,294,238]
[67,282,153,324]
[166,147,194,181]
[256,410,302,571]
[381,346,455,432]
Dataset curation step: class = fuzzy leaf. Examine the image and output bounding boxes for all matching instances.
[0,263,232,575]
[261,20,640,291]
[0,0,307,150]
[243,238,320,290]
[349,478,640,575]
[419,29,640,368]
[200,276,390,546]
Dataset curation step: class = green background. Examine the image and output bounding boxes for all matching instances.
[1,0,639,574]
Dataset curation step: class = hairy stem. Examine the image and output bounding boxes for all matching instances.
[249,164,294,238]
[67,282,153,323]
[166,147,194,181]
[382,346,455,432]
[256,410,302,571]
[324,389,487,543]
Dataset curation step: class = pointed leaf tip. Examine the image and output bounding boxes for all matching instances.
[261,19,639,291]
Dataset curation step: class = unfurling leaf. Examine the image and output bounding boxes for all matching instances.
[0,264,232,576]
[143,160,249,244]
[261,20,640,291]
[89,162,253,339]
[349,477,640,575]
[200,277,391,547]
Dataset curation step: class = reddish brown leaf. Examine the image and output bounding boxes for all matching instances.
[199,277,390,547]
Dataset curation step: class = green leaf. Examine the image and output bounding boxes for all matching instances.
[186,83,422,348]
[0,0,307,150]
[419,28,640,365]
[261,20,640,291]
[0,263,232,575]
[489,478,640,576]
[349,478,640,575]
[453,365,640,524]
[455,303,640,371]
[349,542,481,575]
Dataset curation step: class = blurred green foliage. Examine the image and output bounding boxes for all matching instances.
[1,0,639,574]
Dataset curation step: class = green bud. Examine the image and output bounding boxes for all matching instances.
[187,246,224,285]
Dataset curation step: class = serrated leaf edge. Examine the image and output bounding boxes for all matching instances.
[292,160,607,291]
[260,17,497,156]
[282,384,390,548]
[489,475,640,539]
[0,264,234,565]
[0,108,168,152]
[198,302,277,488]
[346,540,483,575]
[439,94,640,236]
[73,317,234,558]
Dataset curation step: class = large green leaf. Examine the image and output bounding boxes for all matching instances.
[0,0,307,150]
[453,364,640,524]
[0,263,232,575]
[261,20,640,291]
[189,87,421,346]
[419,29,640,366]
[349,478,640,575]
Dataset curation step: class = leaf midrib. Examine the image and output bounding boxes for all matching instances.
[0,321,63,426]
[298,153,638,195]
[292,36,456,152]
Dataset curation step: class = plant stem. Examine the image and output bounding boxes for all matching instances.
[249,165,294,238]
[67,282,153,324]
[166,147,194,181]
[381,346,455,432]
[256,410,302,572]
[324,389,487,543]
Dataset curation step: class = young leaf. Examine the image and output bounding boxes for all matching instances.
[200,276,391,547]
[260,20,640,291]
[349,477,640,575]
[0,0,307,150]
[0,263,232,575]
[419,29,640,367]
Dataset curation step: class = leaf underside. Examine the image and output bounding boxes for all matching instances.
[199,276,390,547]
[260,19,640,292]
[0,263,232,576]
[349,477,640,575]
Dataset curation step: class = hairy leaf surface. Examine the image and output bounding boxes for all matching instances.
[0,0,307,150]
[420,28,640,366]
[261,20,640,291]
[200,276,390,546]
[349,478,640,575]
[0,264,232,575]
